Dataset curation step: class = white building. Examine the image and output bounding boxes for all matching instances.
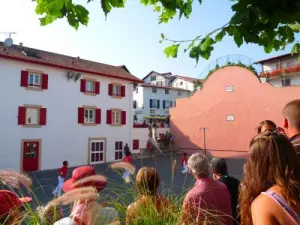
[133,71,202,123]
[257,53,300,87]
[0,42,141,172]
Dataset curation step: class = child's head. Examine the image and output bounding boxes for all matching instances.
[63,161,68,167]
[37,205,63,225]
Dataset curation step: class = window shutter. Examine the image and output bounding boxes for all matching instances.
[150,99,153,108]
[133,140,139,150]
[108,84,113,96]
[157,100,160,109]
[163,100,166,109]
[121,86,125,97]
[80,79,86,92]
[39,108,47,125]
[78,107,85,124]
[107,110,112,124]
[41,74,48,90]
[95,82,100,94]
[121,111,126,125]
[20,71,28,87]
[18,106,26,125]
[95,109,101,124]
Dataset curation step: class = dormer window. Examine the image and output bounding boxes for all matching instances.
[151,75,156,81]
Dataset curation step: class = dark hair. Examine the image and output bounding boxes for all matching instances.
[239,131,300,225]
[282,99,300,130]
[211,158,228,175]
[184,153,187,156]
[257,120,277,134]
[63,161,68,166]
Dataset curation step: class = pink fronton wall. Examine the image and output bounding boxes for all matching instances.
[170,66,300,158]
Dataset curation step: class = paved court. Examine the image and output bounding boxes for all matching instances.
[27,154,246,207]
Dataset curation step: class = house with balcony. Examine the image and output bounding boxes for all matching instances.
[133,71,201,124]
[257,53,300,87]
[0,41,141,172]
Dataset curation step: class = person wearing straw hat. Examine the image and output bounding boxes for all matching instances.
[0,190,32,225]
[54,166,119,225]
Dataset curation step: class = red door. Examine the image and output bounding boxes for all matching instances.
[23,141,39,172]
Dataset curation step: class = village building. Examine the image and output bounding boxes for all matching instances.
[0,42,141,172]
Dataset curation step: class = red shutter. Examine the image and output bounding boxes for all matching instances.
[121,111,126,125]
[95,109,101,124]
[95,82,100,94]
[121,86,125,97]
[107,110,112,124]
[80,79,86,92]
[39,108,47,125]
[133,140,139,150]
[41,74,48,90]
[108,84,113,96]
[18,106,26,125]
[20,71,28,87]
[78,107,85,124]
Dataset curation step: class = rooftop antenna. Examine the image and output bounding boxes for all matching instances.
[0,32,16,48]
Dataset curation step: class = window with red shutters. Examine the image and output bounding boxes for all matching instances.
[133,140,139,150]
[95,82,100,94]
[41,74,48,90]
[80,79,86,92]
[18,106,26,125]
[39,108,47,125]
[95,109,101,124]
[20,71,29,87]
[121,111,126,125]
[107,110,112,124]
[108,84,113,96]
[78,107,85,124]
[81,79,100,95]
[121,86,125,97]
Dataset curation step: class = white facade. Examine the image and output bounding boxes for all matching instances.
[171,77,195,92]
[143,71,171,86]
[259,54,300,87]
[133,84,191,123]
[0,58,134,172]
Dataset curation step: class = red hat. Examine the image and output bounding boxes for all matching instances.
[0,190,32,217]
[63,166,107,193]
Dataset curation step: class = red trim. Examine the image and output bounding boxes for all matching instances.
[108,84,113,96]
[95,81,100,94]
[20,70,28,87]
[95,108,101,124]
[121,85,125,97]
[121,111,126,125]
[41,74,48,90]
[18,106,26,125]
[106,110,112,124]
[39,108,47,125]
[78,107,84,124]
[133,139,139,150]
[80,79,86,92]
[0,54,142,83]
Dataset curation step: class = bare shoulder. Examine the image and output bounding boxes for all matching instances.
[251,194,275,214]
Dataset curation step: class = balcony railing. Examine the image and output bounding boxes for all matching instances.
[260,64,300,78]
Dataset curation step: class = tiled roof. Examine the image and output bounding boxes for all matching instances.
[255,53,292,64]
[0,42,142,83]
[171,75,203,83]
[140,83,190,91]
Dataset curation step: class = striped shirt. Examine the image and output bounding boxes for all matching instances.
[290,133,300,160]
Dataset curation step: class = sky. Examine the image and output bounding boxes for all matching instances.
[0,0,292,79]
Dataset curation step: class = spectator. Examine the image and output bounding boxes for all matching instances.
[54,166,119,225]
[282,99,300,158]
[211,158,240,225]
[256,120,277,134]
[52,160,69,197]
[123,152,133,183]
[239,132,300,225]
[180,153,232,225]
[0,190,32,225]
[181,153,188,175]
[37,205,63,225]
[124,143,130,156]
[126,167,172,225]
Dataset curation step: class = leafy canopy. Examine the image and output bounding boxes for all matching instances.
[34,0,300,62]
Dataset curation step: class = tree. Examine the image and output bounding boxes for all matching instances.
[34,0,300,63]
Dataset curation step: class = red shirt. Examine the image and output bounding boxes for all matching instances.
[181,156,187,166]
[181,177,232,225]
[123,155,132,163]
[59,166,68,178]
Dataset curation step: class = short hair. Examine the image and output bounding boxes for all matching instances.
[136,167,160,195]
[257,120,277,134]
[187,153,209,178]
[282,99,300,130]
[63,161,68,166]
[211,158,228,175]
[184,153,187,156]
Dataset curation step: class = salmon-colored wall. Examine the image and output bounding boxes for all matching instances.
[170,66,300,158]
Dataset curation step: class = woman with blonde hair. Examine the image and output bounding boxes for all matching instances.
[239,131,300,225]
[126,167,172,225]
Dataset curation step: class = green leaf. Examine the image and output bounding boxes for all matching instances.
[160,33,165,39]
[234,31,243,47]
[215,29,226,42]
[189,46,200,63]
[164,44,179,58]
[75,5,89,25]
[40,15,57,26]
[154,5,161,12]
[228,26,237,36]
[291,43,300,55]
[200,36,214,51]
